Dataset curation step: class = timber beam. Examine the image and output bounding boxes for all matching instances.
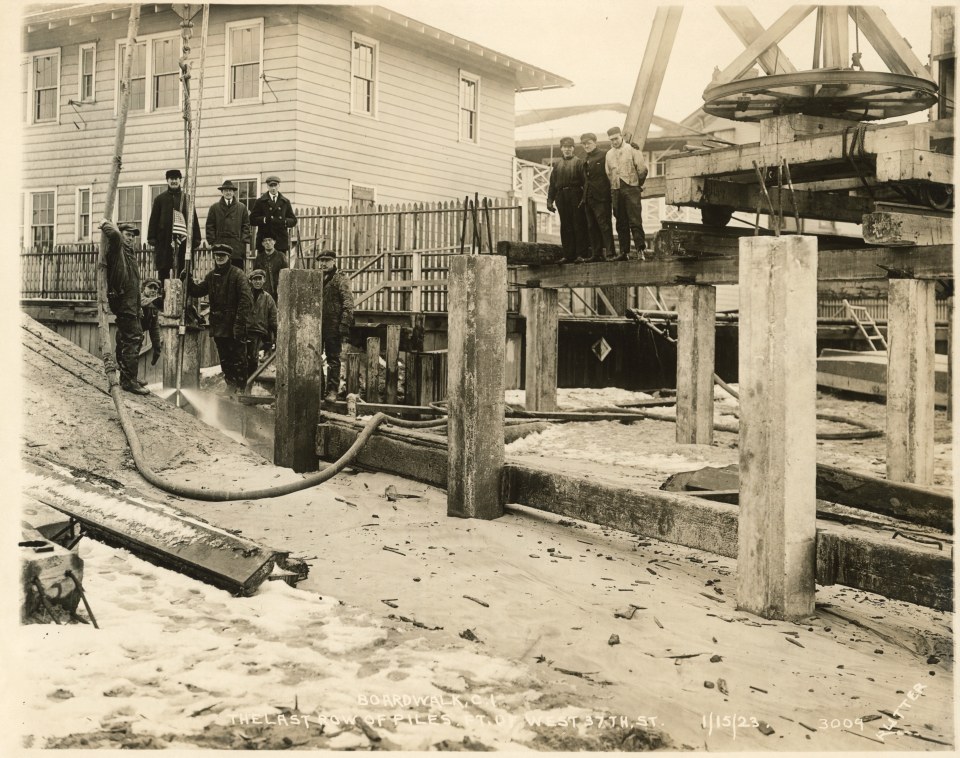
[510,243,953,288]
[315,417,952,611]
[863,211,953,246]
[653,222,874,258]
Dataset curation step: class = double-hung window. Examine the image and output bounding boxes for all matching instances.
[459,71,479,142]
[117,186,144,232]
[116,34,180,114]
[30,49,60,124]
[30,191,56,250]
[351,34,378,117]
[76,187,92,241]
[225,19,263,103]
[226,178,259,211]
[78,44,96,102]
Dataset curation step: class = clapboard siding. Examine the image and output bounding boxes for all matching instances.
[23,3,524,243]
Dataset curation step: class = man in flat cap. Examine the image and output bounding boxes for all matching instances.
[147,168,201,282]
[546,137,589,263]
[139,277,163,378]
[579,133,616,262]
[99,218,149,394]
[245,268,278,379]
[251,175,298,255]
[184,244,254,392]
[316,249,355,404]
[605,126,648,260]
[205,179,251,270]
[252,233,288,303]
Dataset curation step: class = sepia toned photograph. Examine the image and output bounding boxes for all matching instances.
[12,0,954,752]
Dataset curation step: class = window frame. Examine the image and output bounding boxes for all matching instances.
[78,43,97,103]
[224,18,265,105]
[350,32,379,118]
[348,182,377,206]
[29,48,61,125]
[26,188,58,250]
[76,186,92,242]
[114,31,182,116]
[458,69,480,143]
[114,183,150,233]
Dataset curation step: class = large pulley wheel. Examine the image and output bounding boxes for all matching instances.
[703,70,938,122]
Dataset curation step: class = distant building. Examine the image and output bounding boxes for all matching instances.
[20,3,570,248]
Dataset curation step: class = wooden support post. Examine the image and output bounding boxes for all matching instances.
[403,351,419,405]
[676,284,716,444]
[737,235,817,620]
[385,325,400,404]
[365,336,381,402]
[344,351,361,396]
[886,279,936,485]
[521,288,559,412]
[275,268,324,472]
[159,320,201,389]
[447,255,507,519]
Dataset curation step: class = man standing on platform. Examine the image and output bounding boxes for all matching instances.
[316,249,355,404]
[580,133,616,262]
[605,126,648,260]
[251,175,297,254]
[184,244,254,392]
[147,169,201,282]
[99,218,149,395]
[546,136,588,264]
[205,179,251,270]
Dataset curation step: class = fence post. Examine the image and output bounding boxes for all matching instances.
[411,251,422,313]
[385,325,400,404]
[365,335,381,402]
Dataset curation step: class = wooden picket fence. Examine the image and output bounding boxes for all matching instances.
[20,198,523,312]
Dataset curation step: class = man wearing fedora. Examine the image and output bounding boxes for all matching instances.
[316,249,355,404]
[206,179,251,270]
[251,175,297,254]
[147,168,201,282]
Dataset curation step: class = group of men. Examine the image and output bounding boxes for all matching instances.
[102,170,354,399]
[546,126,648,264]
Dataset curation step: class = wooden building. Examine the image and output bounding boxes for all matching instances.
[20,3,570,247]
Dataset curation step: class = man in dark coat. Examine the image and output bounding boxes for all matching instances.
[546,136,589,263]
[251,175,297,253]
[252,234,288,303]
[245,269,278,379]
[99,218,149,394]
[579,133,616,262]
[185,244,254,392]
[148,169,201,282]
[205,179,251,270]
[316,249,354,404]
[139,278,163,382]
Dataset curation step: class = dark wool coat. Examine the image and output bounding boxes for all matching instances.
[251,249,289,302]
[140,297,161,348]
[321,268,355,338]
[102,221,141,316]
[205,198,251,261]
[251,191,297,252]
[583,148,612,203]
[147,188,201,273]
[186,263,254,338]
[250,289,278,340]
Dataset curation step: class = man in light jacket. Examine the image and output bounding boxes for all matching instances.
[604,126,648,261]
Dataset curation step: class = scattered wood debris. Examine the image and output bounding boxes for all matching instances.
[387,614,442,631]
[381,599,399,609]
[463,595,489,608]
[382,546,405,556]
[757,721,775,736]
[699,592,726,604]
[785,636,805,649]
[710,654,722,663]
[653,617,664,629]
[459,628,482,643]
[717,678,729,695]
[608,634,620,646]
[614,604,644,620]
[355,716,381,742]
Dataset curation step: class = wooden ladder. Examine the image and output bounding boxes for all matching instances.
[842,299,888,351]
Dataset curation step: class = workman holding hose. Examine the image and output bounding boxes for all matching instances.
[245,269,277,379]
[316,249,355,404]
[99,218,149,395]
[183,244,254,393]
